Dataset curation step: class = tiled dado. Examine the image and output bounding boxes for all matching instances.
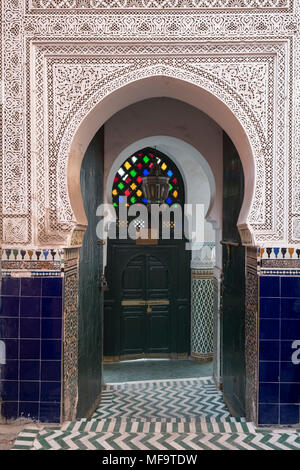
[0,276,63,423]
[258,275,300,426]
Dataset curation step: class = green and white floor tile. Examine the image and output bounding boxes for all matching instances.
[12,377,300,451]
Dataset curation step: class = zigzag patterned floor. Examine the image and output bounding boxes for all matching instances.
[12,378,300,450]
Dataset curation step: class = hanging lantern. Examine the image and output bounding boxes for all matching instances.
[141,159,170,205]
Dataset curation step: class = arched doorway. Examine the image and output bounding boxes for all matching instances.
[104,146,191,361]
[63,75,257,424]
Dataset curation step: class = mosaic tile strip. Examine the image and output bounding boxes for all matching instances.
[1,249,64,262]
[12,427,41,450]
[213,268,222,387]
[62,248,79,422]
[1,263,62,273]
[60,417,252,432]
[260,269,300,276]
[245,263,259,423]
[257,247,300,275]
[261,260,300,268]
[258,247,300,261]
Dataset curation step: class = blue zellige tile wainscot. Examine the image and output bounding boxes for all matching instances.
[0,276,63,423]
[259,276,300,426]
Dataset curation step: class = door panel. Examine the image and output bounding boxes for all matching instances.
[120,254,171,356]
[222,132,245,417]
[147,256,169,299]
[122,255,145,300]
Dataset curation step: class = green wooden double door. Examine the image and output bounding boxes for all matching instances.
[104,241,190,360]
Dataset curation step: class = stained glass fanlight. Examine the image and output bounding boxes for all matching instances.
[112,147,184,210]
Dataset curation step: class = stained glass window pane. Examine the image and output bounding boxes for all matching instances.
[112,147,184,210]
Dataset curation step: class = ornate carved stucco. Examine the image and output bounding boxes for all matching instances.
[1,0,300,247]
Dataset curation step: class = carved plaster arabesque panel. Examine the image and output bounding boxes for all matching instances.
[2,218,29,243]
[2,2,30,246]
[1,0,299,247]
[291,32,300,243]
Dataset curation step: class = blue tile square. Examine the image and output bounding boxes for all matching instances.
[258,404,279,425]
[19,402,39,421]
[280,405,300,425]
[2,360,19,380]
[259,383,279,404]
[260,276,280,298]
[280,383,300,403]
[21,278,41,297]
[41,319,62,339]
[259,362,279,383]
[20,381,40,402]
[20,339,40,360]
[0,297,19,317]
[41,340,62,360]
[42,297,62,318]
[0,317,19,339]
[1,278,20,296]
[41,361,61,382]
[42,278,62,297]
[20,297,41,318]
[280,362,300,383]
[20,360,40,381]
[281,277,300,298]
[41,381,61,402]
[39,402,61,423]
[4,339,19,359]
[259,340,280,361]
[20,318,40,339]
[1,402,18,420]
[260,298,280,319]
[0,380,19,401]
[259,319,280,340]
[281,298,300,320]
[281,320,300,340]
